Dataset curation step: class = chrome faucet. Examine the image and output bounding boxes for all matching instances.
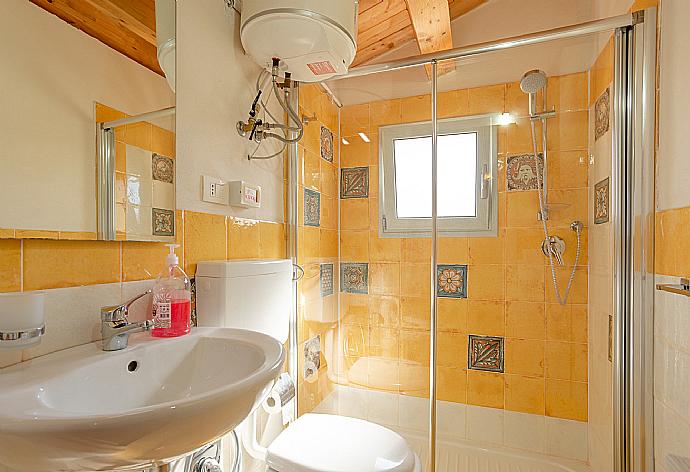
[100,290,153,351]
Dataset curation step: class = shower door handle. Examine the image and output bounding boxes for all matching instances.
[480,164,491,199]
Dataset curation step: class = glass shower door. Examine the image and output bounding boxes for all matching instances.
[288,64,437,467]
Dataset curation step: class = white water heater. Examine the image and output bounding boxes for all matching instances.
[240,0,358,82]
[155,0,176,92]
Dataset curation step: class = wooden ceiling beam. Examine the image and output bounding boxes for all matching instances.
[352,0,487,68]
[404,0,454,56]
[403,0,454,76]
[29,0,163,76]
[81,0,157,46]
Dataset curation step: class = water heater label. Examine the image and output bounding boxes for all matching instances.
[307,61,336,76]
[245,187,258,203]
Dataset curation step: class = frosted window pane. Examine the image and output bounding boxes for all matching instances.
[393,133,477,218]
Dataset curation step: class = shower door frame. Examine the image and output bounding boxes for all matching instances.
[299,8,658,472]
[613,8,657,472]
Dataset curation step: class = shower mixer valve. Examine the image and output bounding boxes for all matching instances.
[540,221,584,267]
[542,236,566,266]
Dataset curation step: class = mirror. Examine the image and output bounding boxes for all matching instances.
[0,0,176,241]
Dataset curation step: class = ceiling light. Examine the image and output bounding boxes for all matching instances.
[358,132,370,143]
[496,112,516,126]
[341,138,350,145]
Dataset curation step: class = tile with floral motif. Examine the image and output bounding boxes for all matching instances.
[304,188,320,227]
[320,126,334,162]
[320,263,334,297]
[595,88,610,141]
[436,264,467,298]
[594,177,610,224]
[340,262,368,294]
[152,208,174,236]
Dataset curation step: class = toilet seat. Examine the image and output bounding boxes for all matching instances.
[266,413,419,472]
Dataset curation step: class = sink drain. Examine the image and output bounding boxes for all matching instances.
[127,360,139,372]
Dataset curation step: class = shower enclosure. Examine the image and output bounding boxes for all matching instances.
[287,8,656,472]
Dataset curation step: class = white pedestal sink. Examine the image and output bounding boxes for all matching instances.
[0,327,284,471]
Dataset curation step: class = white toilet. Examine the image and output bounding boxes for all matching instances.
[196,260,421,472]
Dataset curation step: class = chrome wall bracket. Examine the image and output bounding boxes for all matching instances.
[0,325,45,342]
[657,278,690,297]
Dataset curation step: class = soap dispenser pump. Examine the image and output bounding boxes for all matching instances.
[151,244,191,338]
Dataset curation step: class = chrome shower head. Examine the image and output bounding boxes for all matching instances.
[520,70,547,117]
[520,69,548,94]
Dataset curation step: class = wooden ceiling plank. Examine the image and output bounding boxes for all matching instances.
[357,9,411,50]
[352,26,416,66]
[29,0,163,75]
[353,0,486,66]
[358,0,384,14]
[357,0,408,33]
[81,0,157,46]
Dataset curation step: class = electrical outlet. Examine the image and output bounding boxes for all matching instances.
[202,175,228,205]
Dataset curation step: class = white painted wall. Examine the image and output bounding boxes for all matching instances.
[176,0,284,223]
[0,0,174,233]
[655,1,690,470]
[656,0,690,211]
[654,275,690,472]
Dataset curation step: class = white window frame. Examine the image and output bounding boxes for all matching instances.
[378,114,498,238]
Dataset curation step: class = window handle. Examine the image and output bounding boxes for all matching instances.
[480,164,491,199]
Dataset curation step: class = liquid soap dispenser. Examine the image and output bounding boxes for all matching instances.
[151,244,191,338]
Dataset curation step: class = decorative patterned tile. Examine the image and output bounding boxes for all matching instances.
[594,177,610,224]
[152,208,174,236]
[320,263,334,297]
[304,335,321,381]
[437,264,468,298]
[507,153,544,191]
[595,87,610,141]
[320,126,334,162]
[190,277,197,327]
[340,262,368,294]
[152,154,174,183]
[341,167,369,199]
[304,188,321,227]
[468,335,504,373]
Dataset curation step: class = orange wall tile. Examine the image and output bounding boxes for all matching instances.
[656,206,690,276]
[23,240,120,291]
[183,211,227,275]
[338,74,590,422]
[296,84,341,413]
[3,210,284,287]
[0,240,21,292]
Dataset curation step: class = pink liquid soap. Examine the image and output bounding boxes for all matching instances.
[151,299,191,338]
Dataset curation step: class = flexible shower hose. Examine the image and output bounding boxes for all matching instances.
[530,120,581,306]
